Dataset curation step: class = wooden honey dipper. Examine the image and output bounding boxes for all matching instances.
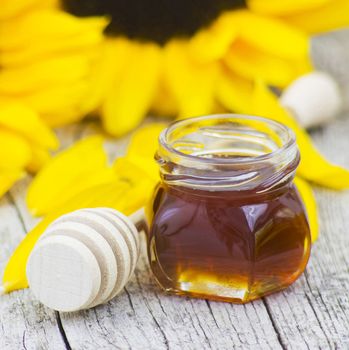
[26,208,146,312]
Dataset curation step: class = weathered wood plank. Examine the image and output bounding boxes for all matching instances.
[260,116,349,349]
[58,237,283,350]
[0,124,86,350]
[0,194,66,350]
[6,116,349,350]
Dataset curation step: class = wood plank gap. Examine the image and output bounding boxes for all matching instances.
[205,300,219,329]
[56,312,72,350]
[262,298,287,350]
[6,192,73,350]
[22,330,28,350]
[134,270,170,350]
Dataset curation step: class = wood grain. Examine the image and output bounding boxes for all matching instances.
[0,193,66,350]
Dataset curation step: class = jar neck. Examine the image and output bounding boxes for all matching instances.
[156,115,299,193]
[157,149,299,192]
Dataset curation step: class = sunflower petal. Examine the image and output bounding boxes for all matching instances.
[2,83,89,126]
[233,10,309,60]
[0,56,89,95]
[0,129,31,170]
[216,70,254,113]
[251,80,349,189]
[0,10,106,50]
[225,41,311,87]
[102,43,161,136]
[284,0,349,34]
[0,10,106,66]
[189,11,237,63]
[151,79,179,116]
[26,135,109,216]
[0,104,58,150]
[81,38,131,114]
[0,0,55,19]
[294,176,319,242]
[0,170,25,198]
[247,0,331,16]
[165,40,219,117]
[3,159,156,293]
[26,145,51,174]
[218,76,349,189]
[123,123,166,180]
[127,123,166,160]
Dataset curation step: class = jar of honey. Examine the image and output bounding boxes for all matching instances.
[147,115,311,303]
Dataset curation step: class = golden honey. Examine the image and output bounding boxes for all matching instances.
[147,115,311,303]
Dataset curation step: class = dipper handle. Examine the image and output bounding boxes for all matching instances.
[26,208,143,312]
[281,72,343,128]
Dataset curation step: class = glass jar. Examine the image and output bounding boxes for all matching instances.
[147,114,311,303]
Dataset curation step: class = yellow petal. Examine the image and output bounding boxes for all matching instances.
[225,40,312,88]
[294,176,319,242]
[216,70,255,113]
[0,0,37,18]
[151,78,179,116]
[0,104,58,150]
[0,10,106,50]
[102,42,161,136]
[0,55,89,95]
[218,77,349,189]
[81,38,132,114]
[233,10,309,60]
[0,129,31,170]
[2,181,129,293]
[115,156,157,184]
[127,123,166,159]
[0,0,55,19]
[247,0,331,16]
[251,80,349,189]
[189,11,237,63]
[283,0,349,34]
[3,160,156,293]
[26,145,51,173]
[125,123,166,180]
[2,83,89,126]
[0,170,25,198]
[26,135,109,216]
[164,40,219,117]
[2,214,54,292]
[0,10,106,66]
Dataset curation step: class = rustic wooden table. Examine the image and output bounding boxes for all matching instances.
[0,32,349,350]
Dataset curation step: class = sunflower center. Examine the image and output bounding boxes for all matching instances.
[63,0,246,45]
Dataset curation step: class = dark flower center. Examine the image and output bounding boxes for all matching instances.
[63,0,246,45]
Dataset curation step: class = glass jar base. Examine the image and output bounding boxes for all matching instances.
[158,280,295,304]
[150,263,304,304]
[166,282,250,304]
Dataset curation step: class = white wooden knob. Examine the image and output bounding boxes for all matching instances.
[26,208,141,312]
[280,72,343,128]
[27,235,101,312]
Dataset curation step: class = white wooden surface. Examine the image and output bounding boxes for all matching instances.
[1,32,349,350]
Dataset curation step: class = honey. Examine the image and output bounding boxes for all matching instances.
[147,115,311,303]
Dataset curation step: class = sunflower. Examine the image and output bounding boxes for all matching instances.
[1,0,349,294]
[2,0,349,134]
[60,0,349,136]
[0,0,349,195]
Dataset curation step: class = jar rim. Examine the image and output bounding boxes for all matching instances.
[159,114,296,166]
